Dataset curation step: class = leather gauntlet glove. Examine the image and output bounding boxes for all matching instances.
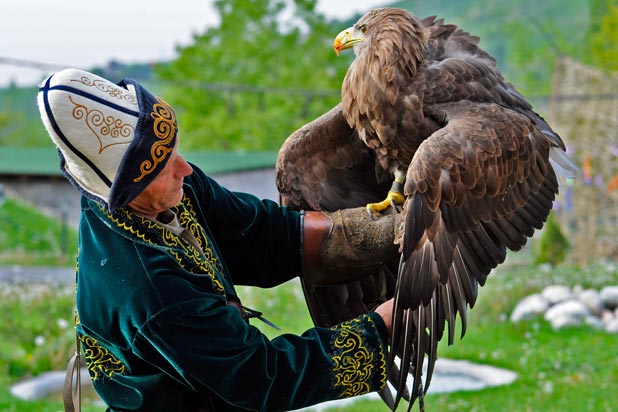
[302,207,401,285]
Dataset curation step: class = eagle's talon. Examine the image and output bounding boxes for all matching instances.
[366,190,405,216]
[390,199,400,213]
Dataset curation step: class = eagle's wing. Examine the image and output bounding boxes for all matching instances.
[276,103,390,212]
[276,103,408,408]
[390,99,575,406]
[276,101,395,328]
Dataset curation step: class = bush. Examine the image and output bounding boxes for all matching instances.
[534,212,570,265]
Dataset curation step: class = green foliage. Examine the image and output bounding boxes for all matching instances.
[0,85,50,147]
[0,112,10,128]
[0,196,78,266]
[588,0,618,70]
[237,279,314,338]
[0,283,102,412]
[533,212,570,265]
[0,389,94,412]
[156,0,349,151]
[395,0,590,98]
[0,283,75,379]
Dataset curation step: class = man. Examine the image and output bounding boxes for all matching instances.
[38,69,398,412]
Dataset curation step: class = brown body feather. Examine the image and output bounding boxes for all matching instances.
[276,7,576,411]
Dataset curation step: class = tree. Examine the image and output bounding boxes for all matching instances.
[156,0,352,151]
[588,1,618,70]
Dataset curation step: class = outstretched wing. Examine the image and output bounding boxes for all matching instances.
[276,103,390,212]
[276,103,394,325]
[276,104,406,407]
[390,100,574,406]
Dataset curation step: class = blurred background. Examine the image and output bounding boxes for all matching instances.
[1,0,617,411]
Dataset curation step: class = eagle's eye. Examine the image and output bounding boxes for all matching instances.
[359,24,368,34]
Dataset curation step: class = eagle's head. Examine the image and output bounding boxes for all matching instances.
[334,7,428,80]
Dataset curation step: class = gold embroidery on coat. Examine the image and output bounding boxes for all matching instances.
[69,96,134,153]
[80,335,127,381]
[330,316,386,398]
[71,76,137,104]
[133,97,176,183]
[177,196,224,274]
[99,198,225,294]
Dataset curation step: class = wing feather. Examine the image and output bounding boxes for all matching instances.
[276,103,390,211]
[396,101,565,400]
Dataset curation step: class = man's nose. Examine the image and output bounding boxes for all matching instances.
[177,156,193,177]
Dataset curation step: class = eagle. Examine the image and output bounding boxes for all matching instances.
[276,7,577,411]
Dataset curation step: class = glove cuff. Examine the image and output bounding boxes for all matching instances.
[302,208,399,284]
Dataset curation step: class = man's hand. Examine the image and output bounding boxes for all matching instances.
[374,298,394,334]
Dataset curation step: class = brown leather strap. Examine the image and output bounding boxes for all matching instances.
[63,334,81,412]
[302,211,333,275]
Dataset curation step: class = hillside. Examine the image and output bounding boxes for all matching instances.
[393,0,589,98]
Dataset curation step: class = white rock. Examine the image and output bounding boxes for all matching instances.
[601,310,615,323]
[549,314,582,329]
[605,318,618,333]
[510,294,549,322]
[512,286,618,334]
[11,369,91,400]
[600,286,618,310]
[576,289,604,316]
[544,300,590,323]
[541,285,573,305]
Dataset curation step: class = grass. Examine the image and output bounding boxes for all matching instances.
[1,196,617,411]
[0,197,78,266]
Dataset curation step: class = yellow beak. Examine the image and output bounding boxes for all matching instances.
[333,26,364,56]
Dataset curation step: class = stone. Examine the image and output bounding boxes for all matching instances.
[601,310,615,323]
[510,294,549,322]
[605,318,618,333]
[600,286,618,310]
[548,314,582,329]
[511,285,618,334]
[10,369,91,400]
[576,289,604,316]
[544,300,590,324]
[541,285,573,305]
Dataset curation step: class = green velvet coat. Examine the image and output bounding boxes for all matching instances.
[75,166,389,412]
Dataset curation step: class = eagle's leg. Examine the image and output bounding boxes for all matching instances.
[366,173,405,218]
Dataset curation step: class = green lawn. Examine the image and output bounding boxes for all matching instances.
[0,197,78,266]
[1,196,617,411]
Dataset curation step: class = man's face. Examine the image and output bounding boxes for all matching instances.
[128,143,193,218]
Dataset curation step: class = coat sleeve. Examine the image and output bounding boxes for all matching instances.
[185,166,303,287]
[133,289,389,412]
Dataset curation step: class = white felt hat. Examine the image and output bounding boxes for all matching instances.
[38,68,178,211]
